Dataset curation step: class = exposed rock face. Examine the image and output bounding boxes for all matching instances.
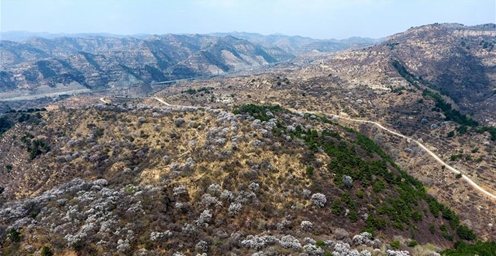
[0,34,294,93]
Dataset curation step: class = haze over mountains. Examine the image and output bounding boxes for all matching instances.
[1,23,496,255]
[0,32,382,97]
[0,34,292,91]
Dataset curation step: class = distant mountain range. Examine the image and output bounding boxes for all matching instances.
[1,31,382,54]
[0,32,381,97]
[209,32,383,55]
[0,34,293,93]
[0,31,151,41]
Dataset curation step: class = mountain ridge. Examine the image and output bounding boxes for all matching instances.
[0,34,294,95]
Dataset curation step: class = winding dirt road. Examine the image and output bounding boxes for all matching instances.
[324,113,496,201]
[153,97,171,106]
[151,97,496,201]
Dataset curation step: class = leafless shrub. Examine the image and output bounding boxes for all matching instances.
[207,183,221,196]
[248,182,260,192]
[301,220,313,231]
[302,189,312,199]
[163,155,171,164]
[279,235,302,250]
[311,193,327,207]
[220,190,234,201]
[276,219,292,231]
[173,185,187,196]
[343,176,353,188]
[201,194,222,208]
[175,117,185,127]
[196,240,209,253]
[182,224,196,237]
[228,203,242,216]
[303,244,325,256]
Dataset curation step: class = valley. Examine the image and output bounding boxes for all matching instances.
[1,23,496,255]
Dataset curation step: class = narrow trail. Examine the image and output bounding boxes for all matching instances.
[99,97,110,104]
[318,112,496,201]
[153,97,171,106]
[150,97,496,201]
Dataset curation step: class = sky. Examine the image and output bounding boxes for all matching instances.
[1,0,495,39]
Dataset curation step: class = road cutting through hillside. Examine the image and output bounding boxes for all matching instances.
[99,97,111,104]
[153,97,171,106]
[151,97,496,201]
[321,113,496,201]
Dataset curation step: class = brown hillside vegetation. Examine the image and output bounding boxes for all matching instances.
[0,102,477,255]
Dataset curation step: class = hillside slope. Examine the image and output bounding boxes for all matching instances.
[0,102,480,255]
[312,23,496,124]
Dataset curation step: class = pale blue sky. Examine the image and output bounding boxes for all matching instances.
[1,0,495,39]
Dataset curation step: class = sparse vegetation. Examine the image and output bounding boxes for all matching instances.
[1,21,496,255]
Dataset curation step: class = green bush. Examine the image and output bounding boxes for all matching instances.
[373,180,385,192]
[356,190,364,198]
[423,89,478,127]
[316,240,325,247]
[306,166,314,176]
[428,224,435,234]
[456,225,476,241]
[0,116,13,136]
[233,104,284,122]
[349,209,358,223]
[443,241,496,256]
[41,246,54,256]
[7,228,21,242]
[390,240,401,249]
[412,211,423,222]
[408,240,418,247]
[331,199,342,214]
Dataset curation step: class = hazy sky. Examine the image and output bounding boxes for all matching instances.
[1,0,495,39]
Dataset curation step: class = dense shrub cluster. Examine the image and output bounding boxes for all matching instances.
[442,241,496,256]
[233,104,284,122]
[233,104,480,242]
[422,89,478,127]
[0,103,486,254]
